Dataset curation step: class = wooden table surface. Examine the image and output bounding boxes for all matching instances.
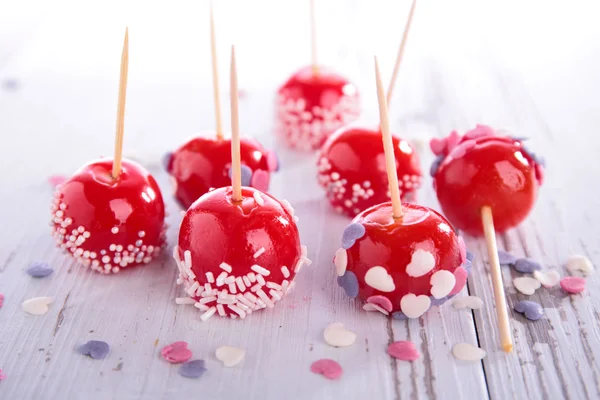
[1,1,599,399]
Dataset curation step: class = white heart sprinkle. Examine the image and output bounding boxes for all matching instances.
[406,249,436,277]
[453,296,483,310]
[362,303,389,315]
[513,277,541,295]
[324,322,357,347]
[533,269,561,288]
[215,346,246,367]
[334,248,348,277]
[364,266,395,292]
[430,270,456,299]
[452,343,486,361]
[22,297,53,315]
[400,294,431,319]
[565,255,594,276]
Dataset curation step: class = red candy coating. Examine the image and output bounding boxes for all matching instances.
[336,202,466,318]
[166,135,277,209]
[276,65,360,151]
[50,159,166,274]
[175,187,307,320]
[432,128,543,236]
[318,124,422,217]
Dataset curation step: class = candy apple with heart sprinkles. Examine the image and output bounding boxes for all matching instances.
[165,4,278,209]
[173,47,310,321]
[333,57,471,320]
[50,30,166,274]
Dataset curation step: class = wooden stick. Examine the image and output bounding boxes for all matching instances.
[230,45,242,202]
[210,0,223,140]
[481,205,513,353]
[112,28,129,179]
[310,0,319,75]
[386,0,417,105]
[374,56,403,219]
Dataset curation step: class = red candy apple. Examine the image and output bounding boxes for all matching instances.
[165,134,279,209]
[430,125,545,236]
[276,65,360,151]
[317,123,422,217]
[50,159,166,274]
[334,202,469,319]
[174,186,309,321]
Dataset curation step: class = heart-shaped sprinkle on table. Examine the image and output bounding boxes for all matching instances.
[452,343,486,362]
[341,223,366,249]
[387,341,420,361]
[453,296,483,310]
[406,249,436,278]
[560,277,586,294]
[400,294,431,319]
[430,270,456,299]
[513,277,541,295]
[215,346,245,367]
[448,266,468,296]
[0,369,6,381]
[78,340,110,360]
[0,294,4,308]
[513,258,542,274]
[22,297,52,315]
[533,269,560,288]
[251,169,270,192]
[498,250,518,266]
[565,255,594,276]
[366,295,393,313]
[161,341,193,364]
[514,300,544,321]
[310,359,343,380]
[179,360,207,379]
[364,266,395,292]
[324,323,357,348]
[334,248,348,277]
[337,271,359,298]
[26,262,54,278]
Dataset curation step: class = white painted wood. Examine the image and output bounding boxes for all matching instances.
[1,1,599,399]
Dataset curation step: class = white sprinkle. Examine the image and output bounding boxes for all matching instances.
[199,296,217,305]
[242,276,251,287]
[177,278,183,285]
[286,281,296,293]
[453,296,484,310]
[216,271,228,286]
[269,289,282,301]
[217,304,226,316]
[244,292,258,303]
[266,282,282,290]
[194,303,210,311]
[251,265,270,276]
[206,272,215,283]
[236,294,255,309]
[235,277,246,292]
[111,227,119,234]
[253,247,266,259]
[324,322,357,347]
[250,284,262,292]
[138,231,146,238]
[102,255,110,263]
[282,280,289,292]
[195,286,205,297]
[248,272,257,283]
[186,281,200,296]
[282,199,295,217]
[200,307,217,321]
[253,191,265,206]
[225,276,236,285]
[176,297,196,305]
[281,266,290,278]
[220,262,233,273]
[236,302,250,311]
[256,290,275,308]
[204,283,213,293]
[256,274,266,286]
[452,343,487,361]
[184,250,193,270]
[513,277,541,295]
[22,297,53,315]
[228,282,238,294]
[294,259,304,273]
[217,297,236,305]
[228,305,246,319]
[565,255,594,276]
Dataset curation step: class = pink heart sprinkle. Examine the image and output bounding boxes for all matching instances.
[446,131,461,153]
[366,295,393,313]
[457,237,466,265]
[560,277,586,294]
[251,169,270,192]
[449,267,468,296]
[464,124,495,139]
[535,164,545,185]
[266,151,279,172]
[449,139,476,159]
[387,341,420,361]
[48,175,67,188]
[310,359,343,380]
[429,138,446,156]
[0,368,5,381]
[161,341,193,364]
[0,293,4,308]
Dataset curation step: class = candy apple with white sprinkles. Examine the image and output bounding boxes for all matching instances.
[173,47,310,321]
[50,30,166,274]
[334,57,470,320]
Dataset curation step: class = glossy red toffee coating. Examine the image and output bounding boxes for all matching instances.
[317,123,422,217]
[430,125,545,236]
[50,159,166,274]
[174,186,309,321]
[166,135,278,209]
[334,202,470,319]
[276,65,360,151]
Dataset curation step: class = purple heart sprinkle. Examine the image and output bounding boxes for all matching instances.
[466,251,474,262]
[341,223,366,249]
[498,250,518,266]
[337,271,359,298]
[162,152,173,172]
[178,360,207,379]
[78,340,110,360]
[510,136,529,142]
[514,300,543,321]
[26,262,54,278]
[463,260,472,275]
[429,156,444,177]
[392,312,408,320]
[430,296,449,307]
[513,258,542,274]
[228,165,252,186]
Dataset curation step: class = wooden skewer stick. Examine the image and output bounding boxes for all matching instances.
[310,0,319,75]
[210,0,223,140]
[230,45,242,202]
[112,28,129,179]
[386,0,417,105]
[374,56,403,219]
[481,205,513,353]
